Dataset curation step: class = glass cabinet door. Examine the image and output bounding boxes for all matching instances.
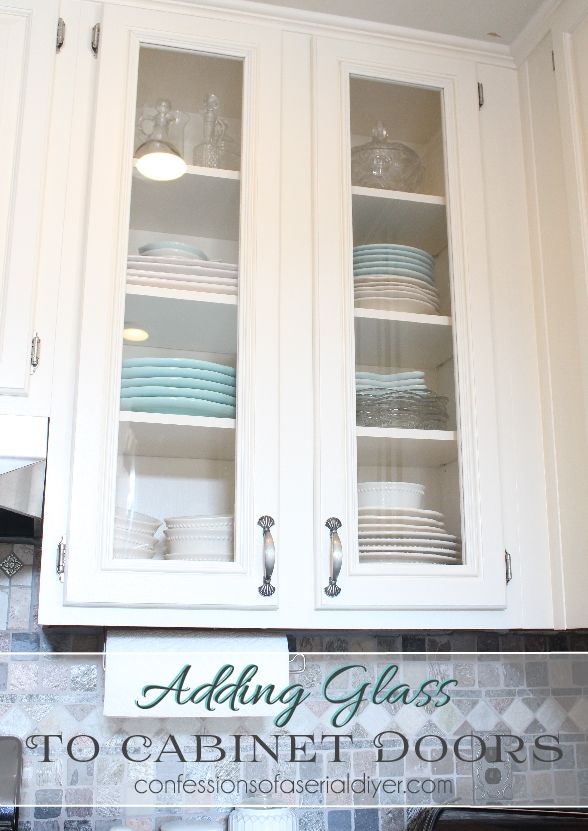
[63,5,280,609]
[314,38,506,610]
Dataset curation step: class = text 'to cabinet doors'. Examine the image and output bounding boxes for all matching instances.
[64,5,280,609]
[313,37,506,611]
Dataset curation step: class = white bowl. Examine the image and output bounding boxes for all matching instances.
[165,529,233,539]
[165,551,234,562]
[114,533,155,546]
[113,545,155,559]
[165,536,233,556]
[115,508,160,529]
[164,514,233,530]
[357,481,425,509]
[114,522,154,539]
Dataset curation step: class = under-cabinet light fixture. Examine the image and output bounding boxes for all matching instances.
[135,139,187,181]
[135,98,187,181]
[123,324,150,343]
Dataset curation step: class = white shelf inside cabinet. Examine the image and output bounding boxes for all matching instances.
[354,309,452,369]
[119,412,235,460]
[130,163,240,240]
[356,427,457,466]
[127,284,237,305]
[352,187,447,255]
[125,288,237,354]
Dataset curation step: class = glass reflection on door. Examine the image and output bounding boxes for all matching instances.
[114,46,243,565]
[350,76,462,568]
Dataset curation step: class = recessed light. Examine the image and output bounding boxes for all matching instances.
[123,324,149,343]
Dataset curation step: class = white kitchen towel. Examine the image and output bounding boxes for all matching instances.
[103,629,290,718]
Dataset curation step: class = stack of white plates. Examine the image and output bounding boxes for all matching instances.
[121,358,236,418]
[353,244,439,313]
[114,507,160,559]
[127,242,237,296]
[357,482,461,563]
[164,515,234,561]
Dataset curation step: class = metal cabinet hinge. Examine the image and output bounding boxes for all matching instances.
[56,17,65,52]
[56,537,66,581]
[91,23,100,56]
[505,550,512,584]
[30,333,41,371]
[477,82,484,109]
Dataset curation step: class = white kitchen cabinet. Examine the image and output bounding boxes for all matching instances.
[37,0,557,627]
[0,0,58,412]
[518,0,588,629]
[312,37,506,611]
[45,2,281,609]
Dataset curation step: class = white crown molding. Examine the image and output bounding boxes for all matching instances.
[108,0,516,67]
[510,0,564,66]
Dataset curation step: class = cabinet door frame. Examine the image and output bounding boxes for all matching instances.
[62,3,281,609]
[312,37,506,610]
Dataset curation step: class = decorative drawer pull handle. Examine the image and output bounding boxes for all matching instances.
[324,517,342,597]
[258,515,276,597]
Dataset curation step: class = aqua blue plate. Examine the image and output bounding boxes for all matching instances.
[353,253,433,266]
[121,386,235,405]
[123,358,235,376]
[123,357,235,374]
[138,241,208,260]
[120,397,236,418]
[121,376,235,395]
[356,370,425,381]
[121,366,236,384]
[353,244,433,261]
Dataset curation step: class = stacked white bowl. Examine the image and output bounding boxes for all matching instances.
[164,515,234,561]
[114,507,160,559]
[357,482,461,563]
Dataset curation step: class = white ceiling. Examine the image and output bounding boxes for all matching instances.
[249,0,549,44]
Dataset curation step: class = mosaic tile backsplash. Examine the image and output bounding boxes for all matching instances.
[2,543,588,831]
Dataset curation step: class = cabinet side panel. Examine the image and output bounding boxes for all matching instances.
[476,63,552,627]
[520,33,588,627]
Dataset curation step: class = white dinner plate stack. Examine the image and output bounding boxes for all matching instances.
[357,482,461,564]
[353,243,439,313]
[126,242,237,297]
[164,514,234,561]
[114,507,160,559]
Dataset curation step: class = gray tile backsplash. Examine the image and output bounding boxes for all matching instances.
[2,543,587,831]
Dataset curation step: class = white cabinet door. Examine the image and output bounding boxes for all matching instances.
[313,37,506,610]
[0,0,57,397]
[62,4,281,610]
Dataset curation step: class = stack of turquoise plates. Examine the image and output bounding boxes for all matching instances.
[121,358,236,418]
[353,244,439,313]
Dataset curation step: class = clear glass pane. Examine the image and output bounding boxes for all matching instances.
[114,46,243,563]
[350,76,462,566]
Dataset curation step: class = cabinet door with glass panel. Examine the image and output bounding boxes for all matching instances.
[313,38,506,610]
[61,4,280,609]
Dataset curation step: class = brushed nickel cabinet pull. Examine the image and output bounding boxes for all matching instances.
[257,515,276,596]
[324,517,342,597]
